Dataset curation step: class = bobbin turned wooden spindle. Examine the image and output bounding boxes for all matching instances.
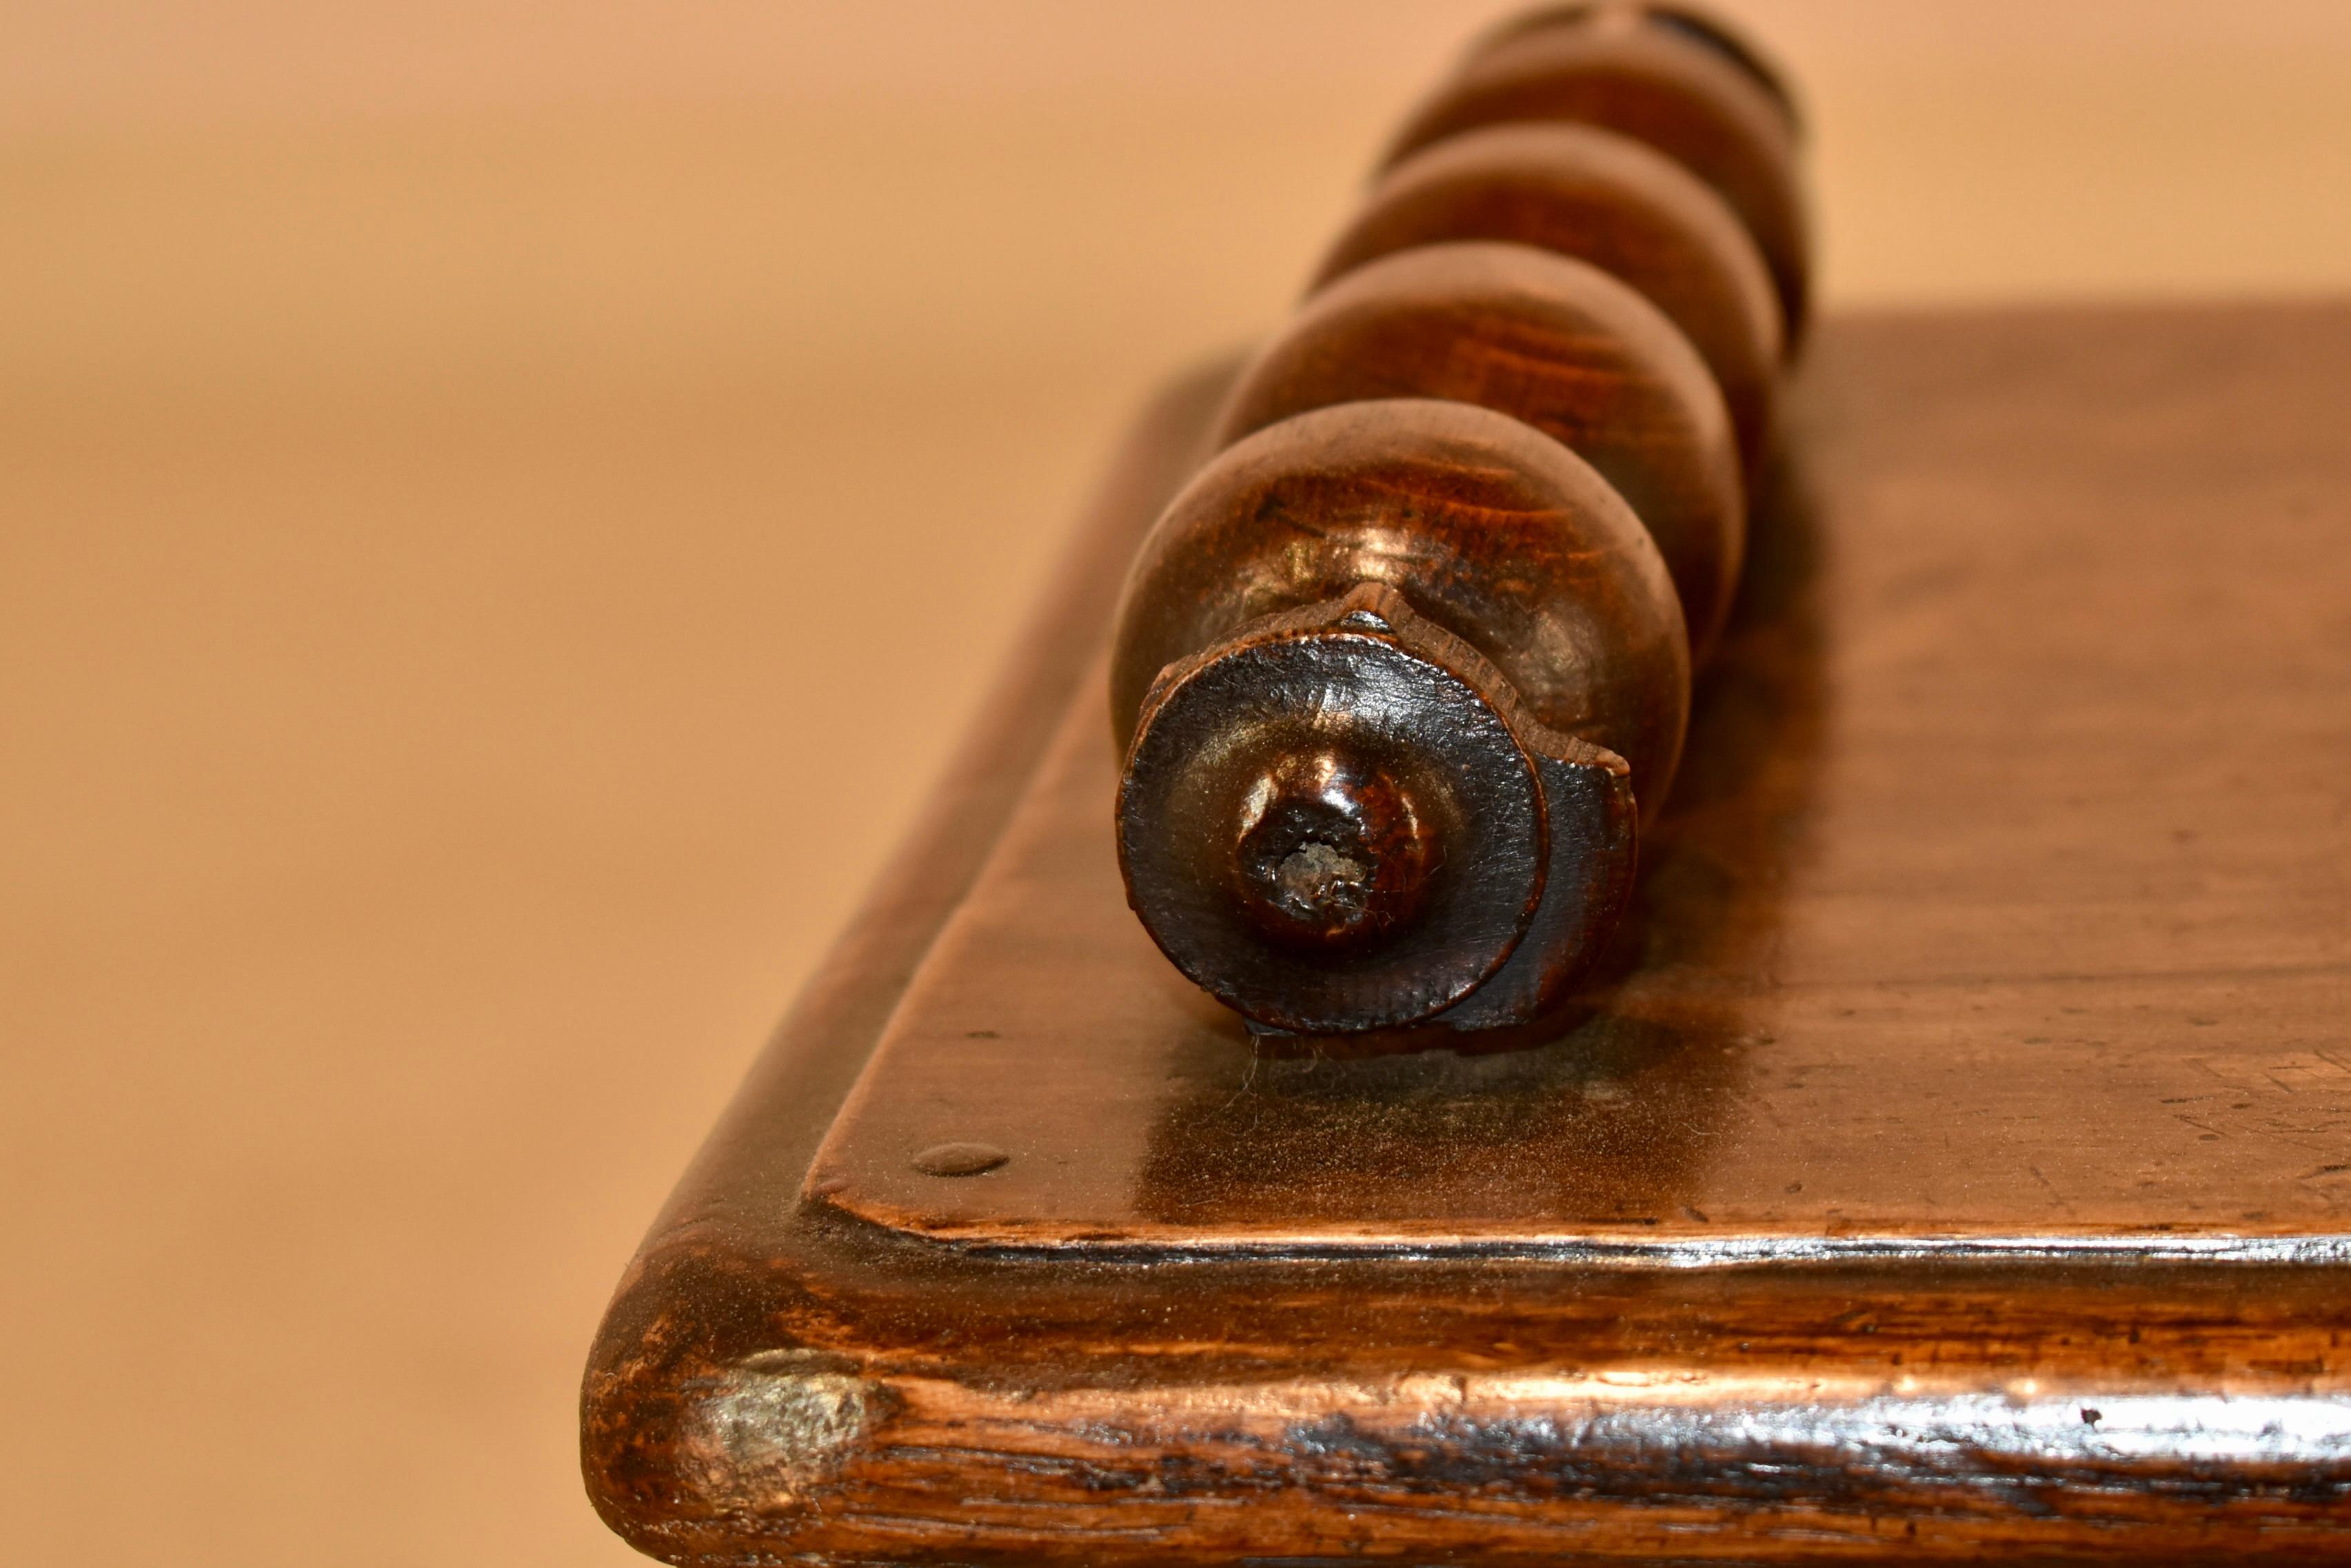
[1466,1,1803,134]
[586,9,2351,1557]
[1389,0,1810,341]
[1311,122,1783,471]
[1219,241,1743,655]
[1113,403,1678,1035]
[1109,0,1810,1037]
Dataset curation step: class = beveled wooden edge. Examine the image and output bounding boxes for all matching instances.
[595,356,1236,1265]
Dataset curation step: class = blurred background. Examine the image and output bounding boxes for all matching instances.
[5,2,2350,1562]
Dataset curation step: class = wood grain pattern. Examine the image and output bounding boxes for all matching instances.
[584,305,2351,1564]
[1118,2,1796,1037]
[1314,121,1784,469]
[1107,400,1676,1031]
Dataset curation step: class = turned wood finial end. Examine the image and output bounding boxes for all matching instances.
[1117,584,1637,1037]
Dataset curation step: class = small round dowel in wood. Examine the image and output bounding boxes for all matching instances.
[1382,14,1810,345]
[1312,121,1782,474]
[1214,241,1742,658]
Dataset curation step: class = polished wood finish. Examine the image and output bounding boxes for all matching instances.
[1468,2,1804,136]
[1117,582,1643,1035]
[1386,6,1811,340]
[585,303,2351,1564]
[1111,400,1672,1031]
[1115,1,1803,1037]
[1135,239,1743,1032]
[1313,121,1784,469]
[1217,241,1744,658]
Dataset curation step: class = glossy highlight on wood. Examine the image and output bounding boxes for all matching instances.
[1313,121,1784,468]
[584,304,2351,1565]
[1387,2,1811,340]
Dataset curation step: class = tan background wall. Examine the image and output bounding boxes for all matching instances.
[6,4,2350,1562]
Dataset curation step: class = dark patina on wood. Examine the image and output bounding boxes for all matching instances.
[585,305,2351,1564]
